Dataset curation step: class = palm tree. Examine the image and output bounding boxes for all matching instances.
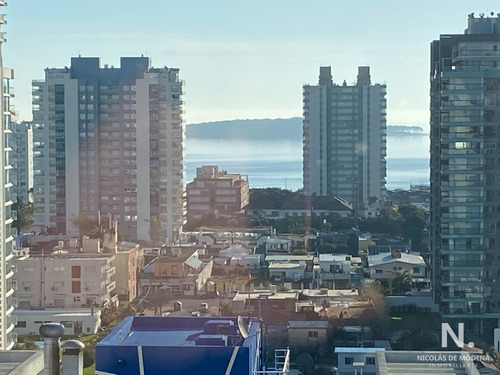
[391,271,412,295]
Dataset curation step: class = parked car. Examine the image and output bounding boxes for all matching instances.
[202,291,219,299]
[191,311,201,317]
[199,303,209,313]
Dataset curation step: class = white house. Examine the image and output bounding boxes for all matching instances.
[13,308,101,336]
[367,252,426,281]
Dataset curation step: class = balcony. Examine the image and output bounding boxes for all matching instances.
[106,281,116,293]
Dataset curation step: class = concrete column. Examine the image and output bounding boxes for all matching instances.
[61,340,85,375]
[39,322,65,375]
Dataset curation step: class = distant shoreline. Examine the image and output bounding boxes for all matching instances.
[186,118,428,140]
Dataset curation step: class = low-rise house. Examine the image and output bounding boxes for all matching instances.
[288,320,329,353]
[318,254,353,289]
[246,195,352,220]
[268,262,306,283]
[367,251,426,283]
[231,290,298,315]
[13,308,101,336]
[263,237,293,255]
[215,243,259,268]
[139,247,213,296]
[265,255,314,285]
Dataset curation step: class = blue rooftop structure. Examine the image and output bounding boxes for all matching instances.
[95,316,287,375]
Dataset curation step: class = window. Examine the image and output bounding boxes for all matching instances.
[413,267,420,274]
[375,269,383,274]
[366,357,376,365]
[15,321,26,328]
[72,281,81,294]
[72,266,81,278]
[308,331,318,338]
[345,357,354,365]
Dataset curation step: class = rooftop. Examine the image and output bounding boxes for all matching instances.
[368,252,425,267]
[98,316,257,348]
[0,351,43,375]
[289,321,329,329]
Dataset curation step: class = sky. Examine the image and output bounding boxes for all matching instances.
[4,1,500,129]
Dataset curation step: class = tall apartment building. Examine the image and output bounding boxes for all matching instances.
[186,165,249,219]
[430,13,500,335]
[11,121,33,203]
[303,66,387,207]
[32,57,185,243]
[0,0,17,350]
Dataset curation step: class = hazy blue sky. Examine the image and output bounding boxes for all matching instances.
[4,1,500,128]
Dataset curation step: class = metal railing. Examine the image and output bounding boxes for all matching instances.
[253,348,290,375]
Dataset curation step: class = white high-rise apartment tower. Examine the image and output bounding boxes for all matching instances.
[303,66,387,206]
[0,0,16,350]
[32,57,185,243]
[11,121,33,204]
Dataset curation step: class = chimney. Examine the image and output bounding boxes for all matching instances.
[40,322,65,375]
[391,251,401,259]
[61,340,85,375]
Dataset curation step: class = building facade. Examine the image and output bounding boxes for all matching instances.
[430,13,500,334]
[32,56,185,243]
[114,241,140,303]
[13,250,116,309]
[11,121,33,204]
[186,165,249,220]
[0,0,16,349]
[139,246,213,296]
[303,66,387,206]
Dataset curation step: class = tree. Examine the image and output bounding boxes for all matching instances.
[391,271,412,295]
[12,197,33,234]
[361,281,386,317]
[397,203,426,249]
[316,243,336,254]
[71,214,100,238]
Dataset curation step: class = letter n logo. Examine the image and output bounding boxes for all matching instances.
[441,323,464,348]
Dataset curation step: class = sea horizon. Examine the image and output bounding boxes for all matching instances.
[185,133,430,192]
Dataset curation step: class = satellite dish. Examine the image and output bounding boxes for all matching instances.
[296,353,314,374]
[237,316,249,339]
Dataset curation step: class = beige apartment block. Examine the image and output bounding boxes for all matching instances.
[186,165,249,220]
[114,241,141,303]
[14,251,116,309]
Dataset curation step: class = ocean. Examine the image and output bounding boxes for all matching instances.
[185,134,430,191]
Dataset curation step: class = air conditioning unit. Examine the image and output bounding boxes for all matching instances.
[51,287,57,291]
[24,287,30,291]
[85,287,91,291]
